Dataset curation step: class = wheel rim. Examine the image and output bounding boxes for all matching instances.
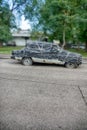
[23,58,32,66]
[66,62,76,68]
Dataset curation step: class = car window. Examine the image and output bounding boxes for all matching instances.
[38,42,43,49]
[51,45,59,52]
[29,43,37,48]
[29,43,39,49]
[27,43,41,52]
[43,43,52,51]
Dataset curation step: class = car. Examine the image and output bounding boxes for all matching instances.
[71,44,85,50]
[11,41,82,68]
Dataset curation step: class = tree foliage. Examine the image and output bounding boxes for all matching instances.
[0,0,27,44]
[0,0,87,50]
[24,0,87,50]
[78,0,87,51]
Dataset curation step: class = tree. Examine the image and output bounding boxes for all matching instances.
[0,0,27,46]
[1,0,86,49]
[77,0,87,51]
[0,0,15,45]
[39,0,75,48]
[24,0,44,29]
[24,0,76,47]
[24,0,87,49]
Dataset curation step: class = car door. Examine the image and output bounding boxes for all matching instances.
[50,44,60,59]
[42,43,52,59]
[25,42,42,58]
[42,43,65,64]
[50,45,67,64]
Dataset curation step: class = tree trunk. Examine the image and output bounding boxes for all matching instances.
[0,42,2,47]
[62,28,66,49]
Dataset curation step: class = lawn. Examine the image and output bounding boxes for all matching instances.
[67,48,87,57]
[0,46,24,54]
[0,46,87,57]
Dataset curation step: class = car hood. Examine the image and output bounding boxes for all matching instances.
[61,49,81,57]
[68,51,81,57]
[12,49,24,54]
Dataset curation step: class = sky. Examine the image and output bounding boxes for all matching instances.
[20,16,31,30]
[7,0,31,30]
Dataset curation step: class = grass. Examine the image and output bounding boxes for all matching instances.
[0,46,87,57]
[0,46,24,54]
[67,48,87,57]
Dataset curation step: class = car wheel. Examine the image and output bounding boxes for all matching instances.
[22,58,33,66]
[65,62,78,68]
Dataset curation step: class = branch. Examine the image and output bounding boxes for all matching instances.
[10,0,27,12]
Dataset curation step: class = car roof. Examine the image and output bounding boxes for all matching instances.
[26,40,53,47]
[27,40,52,44]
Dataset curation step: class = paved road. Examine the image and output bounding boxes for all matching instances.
[0,59,87,130]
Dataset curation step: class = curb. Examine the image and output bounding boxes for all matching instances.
[0,54,10,59]
[83,57,87,60]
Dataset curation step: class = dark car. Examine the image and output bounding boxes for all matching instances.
[11,41,82,68]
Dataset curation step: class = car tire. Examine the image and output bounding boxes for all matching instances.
[22,58,33,66]
[65,62,78,68]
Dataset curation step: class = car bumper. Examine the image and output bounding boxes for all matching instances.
[11,55,22,60]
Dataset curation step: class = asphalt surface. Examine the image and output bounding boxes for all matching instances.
[0,58,87,130]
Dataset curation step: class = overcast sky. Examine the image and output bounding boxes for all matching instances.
[20,16,31,30]
[7,0,31,30]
